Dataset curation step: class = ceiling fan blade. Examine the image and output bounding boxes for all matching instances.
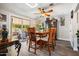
[44,13,50,16]
[38,8,45,14]
[47,9,53,13]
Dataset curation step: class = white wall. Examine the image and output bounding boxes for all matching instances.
[52,4,78,42]
[72,12,78,51]
[56,14,71,41]
[55,4,78,51]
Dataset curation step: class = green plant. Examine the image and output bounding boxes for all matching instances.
[36,24,43,31]
[42,23,45,30]
[76,30,79,37]
[23,25,30,29]
[12,24,22,28]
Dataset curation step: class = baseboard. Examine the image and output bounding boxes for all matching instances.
[73,47,78,51]
[57,38,70,42]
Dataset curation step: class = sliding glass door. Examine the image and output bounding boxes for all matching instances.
[11,16,30,41]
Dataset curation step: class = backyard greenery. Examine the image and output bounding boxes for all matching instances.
[36,23,45,31]
[12,24,30,29]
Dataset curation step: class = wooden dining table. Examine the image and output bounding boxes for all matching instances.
[36,31,48,34]
[0,39,21,56]
[36,32,49,39]
[0,39,18,47]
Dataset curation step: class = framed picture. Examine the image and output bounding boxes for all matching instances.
[0,13,6,22]
[60,17,65,26]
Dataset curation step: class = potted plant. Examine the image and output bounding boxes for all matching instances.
[76,30,79,39]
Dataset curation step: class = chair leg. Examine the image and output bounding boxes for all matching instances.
[48,45,52,56]
[53,40,56,51]
[54,40,56,46]
[28,40,32,52]
[34,40,36,54]
[52,45,55,51]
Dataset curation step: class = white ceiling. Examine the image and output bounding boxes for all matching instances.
[0,3,33,17]
[52,3,77,17]
[0,3,59,18]
[0,3,77,19]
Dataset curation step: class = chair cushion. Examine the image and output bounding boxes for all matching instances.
[41,36,48,41]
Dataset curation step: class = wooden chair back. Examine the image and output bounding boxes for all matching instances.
[48,28,56,44]
[28,27,37,54]
[28,27,36,41]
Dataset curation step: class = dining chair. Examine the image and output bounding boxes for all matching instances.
[47,28,57,55]
[28,27,38,54]
[40,28,56,55]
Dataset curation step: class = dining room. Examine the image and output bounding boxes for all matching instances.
[0,3,79,56]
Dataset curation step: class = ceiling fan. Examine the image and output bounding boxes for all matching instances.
[33,3,53,17]
[38,8,53,14]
